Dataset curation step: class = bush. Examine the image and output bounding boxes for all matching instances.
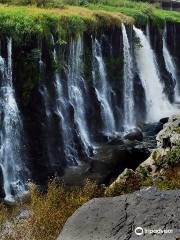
[155,164,180,190]
[3,179,104,240]
[167,148,180,166]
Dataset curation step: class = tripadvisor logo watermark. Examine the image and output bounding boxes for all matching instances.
[135,227,144,236]
[135,227,173,236]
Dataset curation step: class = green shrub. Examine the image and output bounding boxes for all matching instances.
[167,148,180,167]
[137,166,149,177]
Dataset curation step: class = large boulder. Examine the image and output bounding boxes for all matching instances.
[124,128,143,141]
[57,187,180,240]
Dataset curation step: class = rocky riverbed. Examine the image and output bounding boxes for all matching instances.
[60,121,162,186]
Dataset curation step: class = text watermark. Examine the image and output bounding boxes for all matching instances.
[135,227,173,236]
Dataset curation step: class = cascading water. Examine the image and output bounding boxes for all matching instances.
[133,26,174,122]
[122,23,135,129]
[92,37,116,136]
[67,36,92,157]
[146,23,150,42]
[0,38,26,201]
[163,24,180,102]
[53,44,80,165]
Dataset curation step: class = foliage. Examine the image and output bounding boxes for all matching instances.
[155,164,180,190]
[2,179,104,240]
[86,1,180,25]
[0,203,9,232]
[166,147,180,167]
[0,0,178,40]
[174,127,180,134]
[105,170,143,197]
[137,166,149,177]
[0,4,133,40]
[0,164,180,239]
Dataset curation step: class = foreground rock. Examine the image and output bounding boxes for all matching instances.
[138,114,180,177]
[124,127,143,141]
[58,187,180,240]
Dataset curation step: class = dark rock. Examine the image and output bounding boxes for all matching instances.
[60,164,90,186]
[124,128,143,141]
[107,136,124,145]
[58,187,180,240]
[160,117,169,124]
[61,141,150,186]
[142,122,163,137]
[162,137,171,148]
[0,166,5,199]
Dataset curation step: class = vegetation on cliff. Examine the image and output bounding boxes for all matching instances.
[88,0,180,23]
[0,4,132,40]
[0,0,179,40]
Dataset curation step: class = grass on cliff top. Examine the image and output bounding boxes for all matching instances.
[0,4,133,38]
[0,0,179,39]
[86,1,180,25]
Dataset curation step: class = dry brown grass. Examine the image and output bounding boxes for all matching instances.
[1,179,104,240]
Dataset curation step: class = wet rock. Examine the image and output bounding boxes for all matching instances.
[142,121,163,137]
[0,166,5,199]
[160,117,169,124]
[62,142,150,186]
[124,128,143,141]
[107,136,124,145]
[61,121,159,186]
[58,187,180,240]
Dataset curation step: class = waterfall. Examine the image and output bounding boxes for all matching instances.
[122,23,135,129]
[162,24,180,101]
[92,38,115,136]
[133,26,174,122]
[53,45,80,165]
[0,38,26,201]
[67,36,92,158]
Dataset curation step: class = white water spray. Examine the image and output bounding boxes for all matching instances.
[0,38,26,201]
[163,24,180,102]
[53,46,80,165]
[92,38,115,135]
[133,26,174,122]
[122,23,135,129]
[146,23,150,42]
[67,36,92,157]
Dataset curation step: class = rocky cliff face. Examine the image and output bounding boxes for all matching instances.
[10,22,179,188]
[0,20,180,199]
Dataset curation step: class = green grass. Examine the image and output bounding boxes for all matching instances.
[0,4,133,40]
[0,0,179,40]
[86,1,180,25]
[87,4,149,25]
